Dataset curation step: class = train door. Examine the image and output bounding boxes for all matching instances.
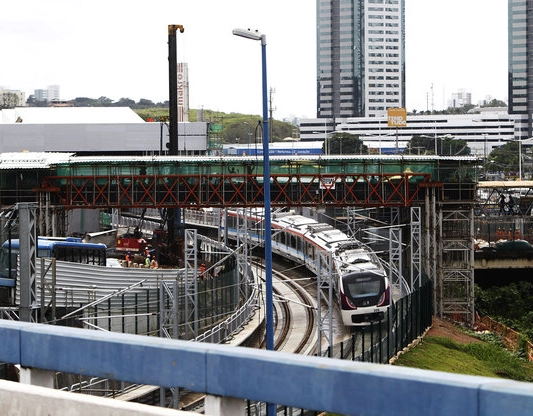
[304,240,316,272]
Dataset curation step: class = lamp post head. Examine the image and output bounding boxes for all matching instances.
[233,28,266,45]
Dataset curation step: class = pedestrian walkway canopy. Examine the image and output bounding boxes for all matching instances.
[0,152,479,209]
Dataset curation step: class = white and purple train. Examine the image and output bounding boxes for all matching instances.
[222,209,392,326]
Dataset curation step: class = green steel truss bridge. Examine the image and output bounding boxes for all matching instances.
[4,153,479,209]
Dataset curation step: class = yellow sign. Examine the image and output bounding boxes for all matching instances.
[387,108,407,128]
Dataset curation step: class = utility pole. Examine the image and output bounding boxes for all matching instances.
[167,24,184,257]
[168,24,184,155]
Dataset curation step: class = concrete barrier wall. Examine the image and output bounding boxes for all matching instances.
[0,379,194,415]
[3,320,533,415]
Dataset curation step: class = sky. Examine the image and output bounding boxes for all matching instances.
[0,0,508,120]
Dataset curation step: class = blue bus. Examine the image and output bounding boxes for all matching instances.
[0,237,107,288]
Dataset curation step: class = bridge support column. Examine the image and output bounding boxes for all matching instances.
[18,202,38,323]
[204,395,245,416]
[19,367,54,388]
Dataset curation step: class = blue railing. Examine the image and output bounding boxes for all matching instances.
[3,319,533,415]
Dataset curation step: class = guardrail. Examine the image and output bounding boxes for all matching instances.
[3,320,533,415]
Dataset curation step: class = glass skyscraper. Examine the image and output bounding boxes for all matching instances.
[317,0,405,119]
[508,0,533,136]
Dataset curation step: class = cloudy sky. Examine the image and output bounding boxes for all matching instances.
[0,0,507,119]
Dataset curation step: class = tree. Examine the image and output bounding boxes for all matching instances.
[488,140,520,176]
[405,135,435,155]
[476,282,533,341]
[136,98,155,108]
[404,135,470,156]
[115,97,135,107]
[0,92,19,109]
[71,97,97,106]
[485,98,507,108]
[96,96,113,106]
[324,133,367,155]
[407,97,507,116]
[441,137,470,156]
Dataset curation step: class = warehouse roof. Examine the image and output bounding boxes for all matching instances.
[0,107,144,124]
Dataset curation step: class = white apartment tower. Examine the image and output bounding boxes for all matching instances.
[34,85,60,103]
[317,0,405,118]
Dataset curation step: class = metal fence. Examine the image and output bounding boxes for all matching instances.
[247,281,434,414]
[324,280,433,363]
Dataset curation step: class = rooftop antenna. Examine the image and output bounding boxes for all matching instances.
[431,83,434,112]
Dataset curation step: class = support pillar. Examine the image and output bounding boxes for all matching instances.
[204,395,245,416]
[19,367,54,388]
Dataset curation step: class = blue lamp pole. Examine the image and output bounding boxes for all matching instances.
[232,28,274,352]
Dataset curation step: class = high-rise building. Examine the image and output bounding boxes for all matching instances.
[317,0,405,119]
[450,90,472,108]
[34,85,60,103]
[508,0,533,137]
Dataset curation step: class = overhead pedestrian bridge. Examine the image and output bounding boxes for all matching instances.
[0,152,479,209]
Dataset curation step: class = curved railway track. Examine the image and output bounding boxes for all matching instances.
[179,260,319,411]
[270,268,317,354]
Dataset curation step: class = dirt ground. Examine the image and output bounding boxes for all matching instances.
[425,316,482,344]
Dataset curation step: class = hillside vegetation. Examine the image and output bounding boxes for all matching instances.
[133,108,298,144]
[393,318,533,381]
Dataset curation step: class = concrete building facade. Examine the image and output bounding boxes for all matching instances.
[0,89,26,108]
[33,85,60,103]
[300,110,516,156]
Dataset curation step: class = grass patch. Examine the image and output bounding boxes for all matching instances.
[393,336,533,382]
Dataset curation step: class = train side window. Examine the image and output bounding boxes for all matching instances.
[290,234,297,250]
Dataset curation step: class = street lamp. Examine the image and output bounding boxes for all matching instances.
[519,138,522,181]
[420,134,452,155]
[233,28,274,354]
[361,132,395,155]
[517,137,533,181]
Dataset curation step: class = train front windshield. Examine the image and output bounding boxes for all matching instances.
[343,273,384,301]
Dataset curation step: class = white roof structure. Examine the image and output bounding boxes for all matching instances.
[0,152,74,169]
[0,107,144,124]
[0,107,208,154]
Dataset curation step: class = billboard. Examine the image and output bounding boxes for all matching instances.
[177,63,189,122]
[387,107,406,128]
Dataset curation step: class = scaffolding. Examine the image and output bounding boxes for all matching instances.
[437,205,475,325]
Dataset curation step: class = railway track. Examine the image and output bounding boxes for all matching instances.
[270,268,317,354]
[179,261,319,411]
[251,257,318,354]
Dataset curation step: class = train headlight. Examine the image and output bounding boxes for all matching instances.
[377,287,391,307]
[341,292,357,309]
